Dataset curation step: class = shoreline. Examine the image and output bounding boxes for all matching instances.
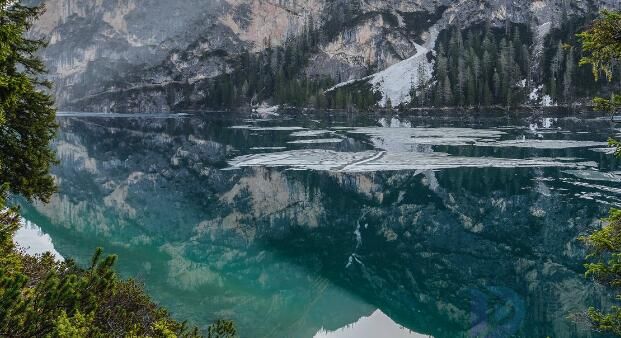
[55,105,609,119]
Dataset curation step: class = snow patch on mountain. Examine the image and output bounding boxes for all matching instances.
[528,85,556,106]
[326,26,439,108]
[369,42,434,107]
[541,95,555,107]
[529,85,543,102]
[532,22,552,60]
[324,78,367,93]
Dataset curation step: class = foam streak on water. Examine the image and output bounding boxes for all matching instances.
[229,149,592,172]
[228,123,607,173]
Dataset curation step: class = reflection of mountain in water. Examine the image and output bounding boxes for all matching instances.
[14,220,64,261]
[19,114,620,337]
[314,310,431,338]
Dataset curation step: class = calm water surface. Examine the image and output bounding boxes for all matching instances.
[17,111,621,337]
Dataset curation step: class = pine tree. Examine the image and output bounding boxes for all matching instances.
[483,81,493,106]
[482,34,493,56]
[416,63,429,106]
[436,45,448,80]
[549,42,564,99]
[579,10,621,114]
[563,46,575,102]
[521,44,531,88]
[493,68,501,101]
[482,50,493,80]
[498,38,510,102]
[467,66,476,106]
[457,55,466,106]
[0,2,58,202]
[433,79,443,107]
[442,74,453,105]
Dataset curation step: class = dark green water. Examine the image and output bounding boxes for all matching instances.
[17,112,621,337]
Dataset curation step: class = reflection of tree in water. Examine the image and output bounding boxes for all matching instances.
[20,115,618,337]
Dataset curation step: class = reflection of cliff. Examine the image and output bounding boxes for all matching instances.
[22,116,611,337]
[23,116,382,337]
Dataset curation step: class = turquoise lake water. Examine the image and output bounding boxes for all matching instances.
[17,112,621,337]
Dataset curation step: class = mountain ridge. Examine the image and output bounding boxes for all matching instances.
[28,0,621,112]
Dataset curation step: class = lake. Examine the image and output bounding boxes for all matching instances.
[16,111,621,337]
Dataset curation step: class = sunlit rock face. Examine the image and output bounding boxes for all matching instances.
[19,113,618,337]
[27,0,614,111]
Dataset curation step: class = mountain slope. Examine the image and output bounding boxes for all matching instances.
[29,0,620,112]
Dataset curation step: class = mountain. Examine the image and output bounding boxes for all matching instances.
[27,0,621,112]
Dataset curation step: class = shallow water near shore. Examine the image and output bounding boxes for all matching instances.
[17,111,621,337]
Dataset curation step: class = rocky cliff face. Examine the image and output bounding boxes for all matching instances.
[29,0,619,111]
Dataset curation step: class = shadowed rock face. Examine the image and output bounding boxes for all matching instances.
[19,113,618,337]
[27,0,615,112]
